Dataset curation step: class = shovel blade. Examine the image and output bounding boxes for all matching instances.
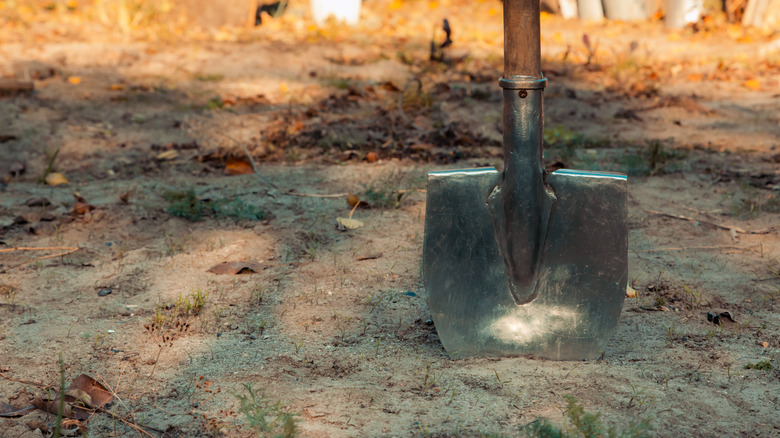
[423,168,627,360]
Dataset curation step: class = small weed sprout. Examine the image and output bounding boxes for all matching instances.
[236,384,299,437]
[1,285,17,307]
[493,369,511,389]
[250,284,265,306]
[626,384,656,413]
[664,325,679,345]
[744,360,773,371]
[522,395,652,437]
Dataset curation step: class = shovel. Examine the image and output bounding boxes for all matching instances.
[423,0,627,360]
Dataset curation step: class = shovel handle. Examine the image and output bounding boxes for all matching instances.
[503,0,542,77]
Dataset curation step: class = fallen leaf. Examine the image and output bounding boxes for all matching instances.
[69,374,112,409]
[346,194,370,209]
[336,217,364,231]
[366,152,378,163]
[155,150,179,161]
[32,396,89,420]
[0,402,35,418]
[71,193,95,216]
[65,389,93,409]
[207,261,264,275]
[626,285,636,298]
[67,76,81,85]
[24,198,52,207]
[706,310,736,326]
[744,79,761,91]
[108,84,125,91]
[686,73,703,82]
[45,172,69,186]
[119,189,131,204]
[224,157,254,175]
[761,341,769,348]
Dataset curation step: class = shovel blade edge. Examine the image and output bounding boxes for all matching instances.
[423,168,628,360]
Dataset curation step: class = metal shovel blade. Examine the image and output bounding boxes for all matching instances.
[423,168,627,360]
[422,0,628,360]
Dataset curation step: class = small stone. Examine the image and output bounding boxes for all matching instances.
[98,288,112,297]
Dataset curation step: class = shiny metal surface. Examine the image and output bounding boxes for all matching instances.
[422,0,628,360]
[424,169,627,360]
[487,79,555,305]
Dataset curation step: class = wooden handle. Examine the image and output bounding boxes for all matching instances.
[503,0,541,77]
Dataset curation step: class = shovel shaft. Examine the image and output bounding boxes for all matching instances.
[490,0,551,303]
[504,0,542,77]
[490,77,551,303]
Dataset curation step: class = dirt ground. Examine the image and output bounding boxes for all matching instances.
[1,1,780,436]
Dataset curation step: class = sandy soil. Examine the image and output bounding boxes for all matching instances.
[1,2,780,437]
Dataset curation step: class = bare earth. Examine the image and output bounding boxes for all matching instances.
[1,2,780,437]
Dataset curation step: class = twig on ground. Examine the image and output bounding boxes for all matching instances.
[645,210,777,235]
[347,201,360,219]
[0,246,80,271]
[0,246,79,255]
[284,192,350,198]
[0,79,34,93]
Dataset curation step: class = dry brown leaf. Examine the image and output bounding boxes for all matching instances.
[45,172,69,186]
[69,374,113,409]
[744,79,761,90]
[224,157,254,175]
[155,150,179,161]
[0,402,35,418]
[336,217,364,231]
[347,193,361,208]
[108,84,125,91]
[64,389,93,408]
[626,285,636,298]
[32,396,90,420]
[24,198,52,207]
[207,261,264,275]
[71,194,95,216]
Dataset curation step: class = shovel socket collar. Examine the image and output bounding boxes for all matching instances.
[499,75,547,90]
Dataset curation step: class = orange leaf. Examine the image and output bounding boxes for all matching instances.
[67,76,81,85]
[224,158,254,175]
[686,73,703,82]
[744,79,761,91]
[109,83,125,90]
[366,152,378,163]
[347,193,361,208]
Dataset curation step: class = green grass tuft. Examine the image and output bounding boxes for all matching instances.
[236,383,299,437]
[521,395,652,438]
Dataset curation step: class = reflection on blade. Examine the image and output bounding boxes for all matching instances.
[487,306,579,345]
